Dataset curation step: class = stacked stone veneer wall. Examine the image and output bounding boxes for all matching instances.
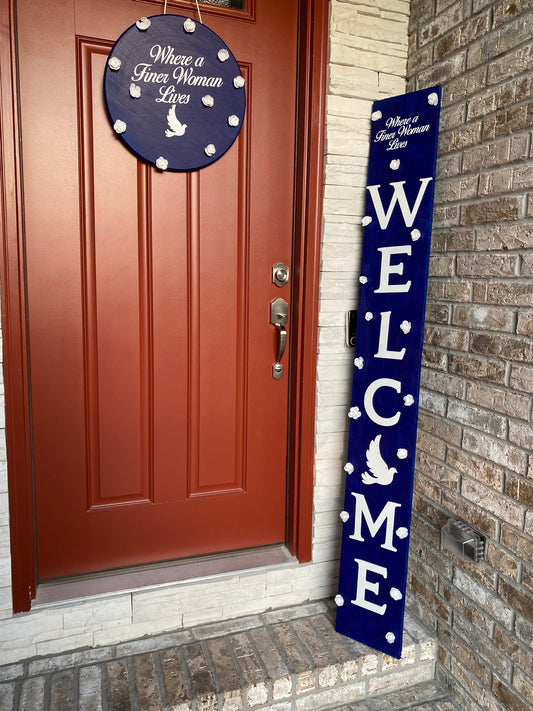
[315,0,408,569]
[0,1,411,664]
[406,2,533,711]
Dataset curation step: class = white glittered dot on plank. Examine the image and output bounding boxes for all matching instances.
[202,95,214,107]
[155,157,168,171]
[389,159,400,171]
[228,115,240,127]
[397,448,408,459]
[411,229,422,241]
[403,394,415,406]
[371,110,382,121]
[136,17,151,30]
[348,406,361,420]
[204,144,216,157]
[233,76,245,89]
[129,83,141,99]
[385,632,396,644]
[390,588,403,601]
[396,527,409,539]
[339,511,350,523]
[334,594,345,607]
[344,462,354,474]
[184,18,196,33]
[108,57,121,70]
[361,216,372,226]
[359,275,368,284]
[365,312,373,321]
[427,92,439,105]
[218,48,229,62]
[113,119,127,134]
[400,320,411,334]
[354,357,364,370]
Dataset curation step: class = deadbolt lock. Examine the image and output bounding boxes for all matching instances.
[272,262,290,288]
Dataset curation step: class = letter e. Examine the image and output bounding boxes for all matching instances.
[351,558,388,615]
[375,246,412,294]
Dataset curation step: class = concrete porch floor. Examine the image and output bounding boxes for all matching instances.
[0,600,459,710]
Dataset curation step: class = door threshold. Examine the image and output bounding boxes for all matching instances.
[33,545,297,607]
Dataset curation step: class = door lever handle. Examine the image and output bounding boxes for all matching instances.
[273,324,287,380]
[270,298,288,380]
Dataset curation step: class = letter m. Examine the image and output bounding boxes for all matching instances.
[366,178,433,229]
[350,492,401,552]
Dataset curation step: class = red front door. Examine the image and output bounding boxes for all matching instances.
[16,0,298,579]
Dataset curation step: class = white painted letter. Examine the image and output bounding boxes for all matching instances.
[364,378,401,427]
[375,246,412,294]
[351,558,388,615]
[350,492,401,552]
[366,178,433,229]
[375,311,406,361]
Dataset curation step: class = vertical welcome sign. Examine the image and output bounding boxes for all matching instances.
[336,87,441,658]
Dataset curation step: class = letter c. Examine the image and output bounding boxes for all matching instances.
[364,378,401,427]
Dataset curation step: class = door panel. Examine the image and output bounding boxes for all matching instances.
[17,0,297,579]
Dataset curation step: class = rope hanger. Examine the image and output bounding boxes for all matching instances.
[163,0,203,23]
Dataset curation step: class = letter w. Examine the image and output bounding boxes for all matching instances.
[366,177,433,229]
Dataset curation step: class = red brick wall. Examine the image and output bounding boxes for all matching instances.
[406,1,532,710]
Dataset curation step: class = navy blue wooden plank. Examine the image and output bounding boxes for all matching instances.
[335,86,441,659]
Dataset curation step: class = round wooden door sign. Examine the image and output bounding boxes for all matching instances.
[104,15,246,172]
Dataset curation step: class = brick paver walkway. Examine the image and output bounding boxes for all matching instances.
[0,600,460,710]
[329,682,459,710]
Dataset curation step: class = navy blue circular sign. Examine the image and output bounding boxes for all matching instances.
[104,14,246,172]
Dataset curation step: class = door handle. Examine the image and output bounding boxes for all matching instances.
[270,298,288,380]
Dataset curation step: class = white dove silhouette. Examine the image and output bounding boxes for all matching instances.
[361,434,397,486]
[165,105,187,137]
